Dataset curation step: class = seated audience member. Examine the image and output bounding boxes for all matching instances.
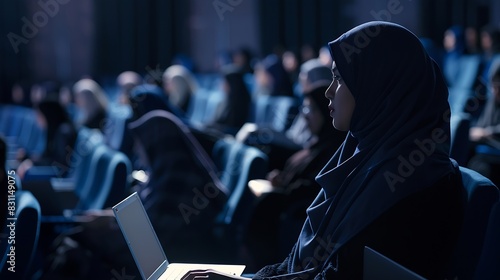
[254,54,294,97]
[467,25,500,120]
[232,47,254,74]
[244,61,347,268]
[43,88,229,279]
[442,25,466,86]
[126,90,228,258]
[162,64,198,114]
[116,71,143,104]
[240,59,334,170]
[468,63,500,185]
[182,21,464,280]
[17,100,78,178]
[208,65,252,135]
[73,78,109,132]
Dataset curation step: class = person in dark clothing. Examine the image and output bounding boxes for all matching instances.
[209,65,252,135]
[468,63,500,185]
[127,91,229,260]
[182,21,464,280]
[244,82,347,269]
[254,54,294,97]
[73,78,109,132]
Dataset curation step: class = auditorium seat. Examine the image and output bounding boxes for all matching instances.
[0,190,41,279]
[445,167,500,279]
[211,138,268,243]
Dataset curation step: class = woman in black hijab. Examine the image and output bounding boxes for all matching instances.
[128,88,228,261]
[183,21,464,280]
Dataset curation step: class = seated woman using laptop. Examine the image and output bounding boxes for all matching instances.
[182,21,464,280]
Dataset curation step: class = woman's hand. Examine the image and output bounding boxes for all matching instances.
[181,269,250,280]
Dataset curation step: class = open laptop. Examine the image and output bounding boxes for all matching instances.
[112,192,246,280]
[363,246,427,280]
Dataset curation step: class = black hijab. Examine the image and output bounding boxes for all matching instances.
[287,21,456,275]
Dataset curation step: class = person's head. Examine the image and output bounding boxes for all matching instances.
[324,61,355,131]
[465,26,479,53]
[443,25,465,53]
[282,50,299,73]
[302,85,336,137]
[36,99,73,141]
[298,58,332,94]
[301,44,317,63]
[326,21,449,144]
[232,47,253,72]
[480,25,500,55]
[117,71,142,104]
[254,54,293,96]
[162,65,197,110]
[220,65,250,97]
[129,84,170,121]
[73,78,108,125]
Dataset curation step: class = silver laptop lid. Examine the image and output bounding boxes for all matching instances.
[363,246,427,280]
[113,192,168,280]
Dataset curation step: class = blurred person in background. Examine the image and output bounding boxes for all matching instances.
[468,62,500,186]
[73,78,109,132]
[244,59,347,270]
[465,26,480,54]
[162,64,198,114]
[208,65,252,135]
[254,54,294,97]
[233,47,254,74]
[116,71,142,105]
[442,25,466,87]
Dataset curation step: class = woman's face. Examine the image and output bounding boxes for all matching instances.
[325,61,355,131]
[302,96,324,135]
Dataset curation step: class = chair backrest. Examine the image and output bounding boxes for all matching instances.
[254,96,299,132]
[474,201,500,279]
[446,167,500,279]
[70,127,104,185]
[449,113,471,166]
[212,138,268,238]
[76,145,131,210]
[0,190,41,279]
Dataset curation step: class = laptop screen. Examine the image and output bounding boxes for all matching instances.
[363,246,427,280]
[113,193,167,279]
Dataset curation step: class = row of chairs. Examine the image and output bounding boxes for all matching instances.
[211,137,268,245]
[0,105,46,165]
[23,127,132,217]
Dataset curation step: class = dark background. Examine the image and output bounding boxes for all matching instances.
[1,0,498,102]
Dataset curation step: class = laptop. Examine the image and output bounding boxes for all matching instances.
[112,192,246,280]
[363,246,427,280]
